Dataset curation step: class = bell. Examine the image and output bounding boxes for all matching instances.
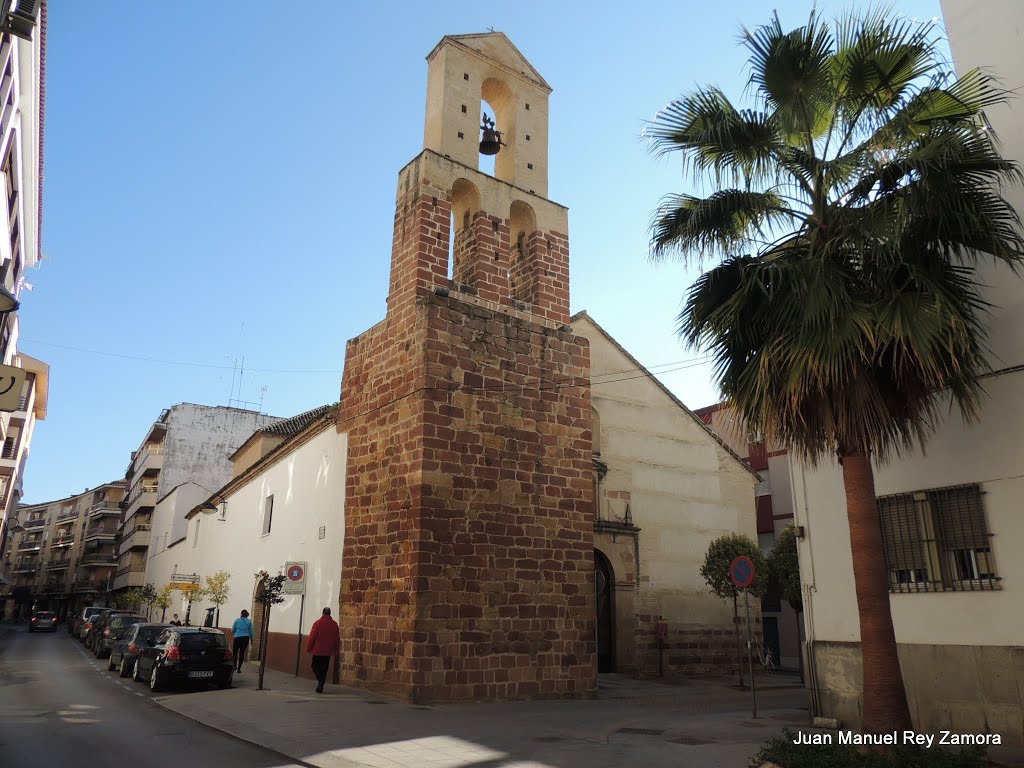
[479,113,502,156]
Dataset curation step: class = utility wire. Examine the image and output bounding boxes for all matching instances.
[19,337,712,380]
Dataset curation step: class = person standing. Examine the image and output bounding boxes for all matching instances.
[305,607,340,694]
[230,609,254,673]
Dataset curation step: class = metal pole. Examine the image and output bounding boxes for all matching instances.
[745,589,757,718]
[295,593,305,677]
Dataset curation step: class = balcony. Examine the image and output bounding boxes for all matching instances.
[9,393,30,427]
[56,509,79,523]
[84,524,117,543]
[112,564,146,590]
[118,523,151,553]
[123,484,159,521]
[132,443,164,476]
[89,500,121,518]
[71,580,102,594]
[17,540,41,552]
[46,558,71,571]
[80,552,116,567]
[13,561,36,573]
[22,517,44,529]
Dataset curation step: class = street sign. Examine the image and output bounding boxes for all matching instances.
[730,556,756,589]
[283,561,306,595]
[0,364,26,412]
[169,573,200,591]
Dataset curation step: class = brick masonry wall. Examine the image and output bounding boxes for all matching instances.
[338,287,597,702]
[634,613,762,678]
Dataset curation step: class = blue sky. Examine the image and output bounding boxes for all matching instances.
[22,0,945,502]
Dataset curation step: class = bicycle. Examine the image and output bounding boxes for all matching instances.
[756,643,776,674]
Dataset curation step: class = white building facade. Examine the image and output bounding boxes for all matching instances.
[796,0,1024,744]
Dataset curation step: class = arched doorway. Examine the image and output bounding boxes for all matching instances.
[250,575,267,660]
[594,549,615,673]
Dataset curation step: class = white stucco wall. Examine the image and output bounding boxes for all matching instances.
[144,427,347,635]
[797,0,1024,652]
[574,314,757,625]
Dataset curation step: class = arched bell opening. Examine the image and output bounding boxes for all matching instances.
[448,178,482,283]
[481,77,516,183]
[508,199,537,304]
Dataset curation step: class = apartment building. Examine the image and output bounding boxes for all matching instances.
[0,0,47,573]
[1,481,124,619]
[113,403,281,593]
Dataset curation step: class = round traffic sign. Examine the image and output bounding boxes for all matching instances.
[730,555,755,589]
[287,564,305,581]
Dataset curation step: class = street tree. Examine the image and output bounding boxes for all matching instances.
[154,584,174,622]
[645,9,1023,733]
[177,581,206,626]
[767,524,802,613]
[140,583,158,617]
[700,532,767,686]
[204,570,231,627]
[253,570,286,691]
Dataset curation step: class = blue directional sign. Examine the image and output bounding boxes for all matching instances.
[730,555,756,589]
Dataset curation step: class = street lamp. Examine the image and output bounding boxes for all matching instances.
[199,494,227,521]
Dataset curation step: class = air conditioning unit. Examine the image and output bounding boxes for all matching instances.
[1,0,41,42]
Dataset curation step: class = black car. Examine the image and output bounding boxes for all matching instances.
[109,622,168,677]
[95,614,147,659]
[85,609,132,652]
[28,611,58,632]
[132,627,234,692]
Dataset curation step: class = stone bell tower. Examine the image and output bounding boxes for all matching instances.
[338,32,596,703]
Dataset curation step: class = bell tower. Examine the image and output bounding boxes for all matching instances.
[338,33,595,703]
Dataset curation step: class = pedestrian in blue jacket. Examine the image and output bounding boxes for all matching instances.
[231,609,254,673]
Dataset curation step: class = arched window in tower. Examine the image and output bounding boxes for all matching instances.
[480,78,515,182]
[448,178,481,282]
[508,200,537,304]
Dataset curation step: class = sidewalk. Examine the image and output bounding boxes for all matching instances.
[153,662,810,768]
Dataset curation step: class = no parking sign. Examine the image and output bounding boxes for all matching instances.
[283,561,307,595]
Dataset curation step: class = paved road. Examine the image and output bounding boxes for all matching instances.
[0,622,303,767]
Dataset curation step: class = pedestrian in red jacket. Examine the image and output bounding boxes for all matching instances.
[306,607,340,693]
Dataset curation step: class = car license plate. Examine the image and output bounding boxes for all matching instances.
[188,671,214,678]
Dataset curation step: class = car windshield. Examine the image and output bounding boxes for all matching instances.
[110,616,146,629]
[83,608,103,619]
[136,626,165,643]
[179,632,226,650]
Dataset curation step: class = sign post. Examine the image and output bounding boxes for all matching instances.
[284,562,307,677]
[730,555,758,719]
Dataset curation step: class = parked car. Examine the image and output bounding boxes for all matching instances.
[28,611,58,632]
[109,623,168,676]
[85,609,133,651]
[74,606,106,639]
[132,627,233,692]
[94,614,147,659]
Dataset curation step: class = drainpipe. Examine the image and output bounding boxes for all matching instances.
[789,456,821,718]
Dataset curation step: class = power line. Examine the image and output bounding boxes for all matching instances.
[18,338,712,380]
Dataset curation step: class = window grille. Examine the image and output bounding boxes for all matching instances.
[878,484,997,593]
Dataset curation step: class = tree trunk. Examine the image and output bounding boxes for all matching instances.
[841,449,912,733]
[258,607,269,691]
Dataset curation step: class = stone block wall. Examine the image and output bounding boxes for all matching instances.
[339,286,597,702]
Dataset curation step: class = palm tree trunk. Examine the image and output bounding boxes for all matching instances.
[841,449,912,733]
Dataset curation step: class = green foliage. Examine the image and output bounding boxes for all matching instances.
[646,9,1024,464]
[768,524,803,612]
[178,581,206,603]
[750,730,987,768]
[153,584,174,611]
[204,570,231,608]
[117,588,146,611]
[254,570,286,607]
[140,583,158,609]
[699,533,768,600]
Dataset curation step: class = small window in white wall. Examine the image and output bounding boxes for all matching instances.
[262,495,274,536]
[193,518,200,548]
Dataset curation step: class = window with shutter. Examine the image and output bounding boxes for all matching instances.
[878,484,997,593]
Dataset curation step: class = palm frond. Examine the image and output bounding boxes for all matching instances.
[649,190,791,264]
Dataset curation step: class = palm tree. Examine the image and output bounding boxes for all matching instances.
[645,9,1023,733]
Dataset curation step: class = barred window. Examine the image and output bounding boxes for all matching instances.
[878,484,997,593]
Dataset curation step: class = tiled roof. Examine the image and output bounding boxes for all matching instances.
[258,403,336,438]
